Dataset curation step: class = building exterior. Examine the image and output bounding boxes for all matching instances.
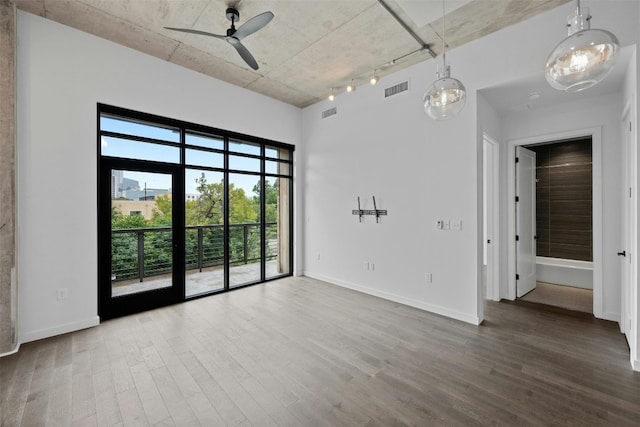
[110,170,123,199]
[111,200,158,221]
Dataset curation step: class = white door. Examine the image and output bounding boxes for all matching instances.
[516,146,537,297]
[621,111,635,337]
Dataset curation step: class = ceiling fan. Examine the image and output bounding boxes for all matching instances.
[165,7,274,71]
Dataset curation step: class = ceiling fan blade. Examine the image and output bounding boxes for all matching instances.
[164,27,226,39]
[228,39,259,70]
[233,11,274,40]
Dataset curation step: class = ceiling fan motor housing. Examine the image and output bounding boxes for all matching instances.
[226,7,239,36]
[226,8,239,23]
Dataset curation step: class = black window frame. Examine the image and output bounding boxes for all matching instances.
[98,104,295,319]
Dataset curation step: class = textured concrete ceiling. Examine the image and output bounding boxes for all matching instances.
[16,0,571,108]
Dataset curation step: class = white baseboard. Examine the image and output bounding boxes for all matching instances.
[600,310,620,323]
[0,342,21,358]
[632,358,640,372]
[303,271,481,325]
[20,316,100,344]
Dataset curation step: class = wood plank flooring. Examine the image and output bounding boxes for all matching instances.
[1,276,638,426]
[520,282,593,313]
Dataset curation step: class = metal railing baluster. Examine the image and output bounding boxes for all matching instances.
[137,230,145,282]
[112,222,275,283]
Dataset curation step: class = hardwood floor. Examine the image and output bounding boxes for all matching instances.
[520,282,593,313]
[1,276,638,426]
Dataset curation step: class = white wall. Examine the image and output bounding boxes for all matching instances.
[301,1,640,328]
[16,11,302,343]
[477,92,503,302]
[303,71,481,323]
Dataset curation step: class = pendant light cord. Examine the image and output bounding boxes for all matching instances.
[441,0,447,70]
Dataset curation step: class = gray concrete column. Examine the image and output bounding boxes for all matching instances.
[0,0,17,355]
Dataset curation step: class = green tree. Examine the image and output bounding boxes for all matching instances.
[150,194,172,227]
[188,173,257,225]
[111,206,148,229]
[111,206,148,280]
[252,179,278,223]
[230,186,257,224]
[192,174,224,224]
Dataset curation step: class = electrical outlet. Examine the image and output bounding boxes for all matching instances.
[443,220,451,230]
[57,288,68,300]
[452,220,462,230]
[364,261,369,271]
[370,262,375,271]
[425,273,432,283]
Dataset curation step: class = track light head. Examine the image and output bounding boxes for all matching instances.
[346,80,356,93]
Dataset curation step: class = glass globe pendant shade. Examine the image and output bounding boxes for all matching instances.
[424,64,466,120]
[545,6,619,92]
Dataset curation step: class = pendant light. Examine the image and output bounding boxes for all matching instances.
[424,0,466,120]
[545,0,619,92]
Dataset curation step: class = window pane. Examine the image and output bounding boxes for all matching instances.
[185,169,225,297]
[265,147,278,158]
[265,146,291,161]
[101,115,180,142]
[185,169,225,225]
[229,173,261,288]
[101,136,179,163]
[111,170,173,297]
[186,133,224,150]
[185,149,223,168]
[229,140,261,156]
[229,155,260,172]
[266,160,290,176]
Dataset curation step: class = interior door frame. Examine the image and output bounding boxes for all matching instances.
[507,127,603,317]
[483,133,500,301]
[98,157,185,320]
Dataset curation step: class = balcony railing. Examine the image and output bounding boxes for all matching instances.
[111,222,277,282]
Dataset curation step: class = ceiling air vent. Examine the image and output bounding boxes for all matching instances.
[322,107,337,119]
[385,81,409,98]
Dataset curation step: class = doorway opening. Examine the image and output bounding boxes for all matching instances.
[517,138,593,313]
[508,128,602,317]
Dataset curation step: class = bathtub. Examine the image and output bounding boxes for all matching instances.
[536,256,593,289]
